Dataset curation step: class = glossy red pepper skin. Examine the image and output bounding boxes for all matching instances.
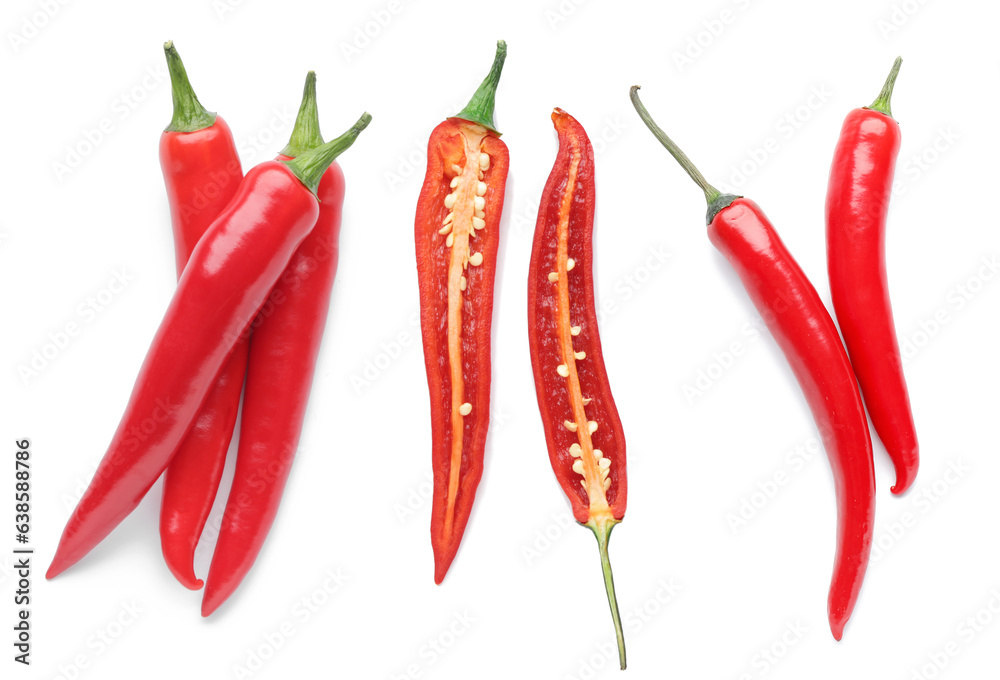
[709,198,875,641]
[201,157,343,616]
[417,120,509,584]
[158,115,247,590]
[629,86,876,641]
[528,110,626,524]
[528,109,627,669]
[827,93,917,494]
[46,162,320,580]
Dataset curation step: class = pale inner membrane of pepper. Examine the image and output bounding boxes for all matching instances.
[438,121,491,537]
[547,143,614,522]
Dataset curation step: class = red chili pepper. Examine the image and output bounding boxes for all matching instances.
[527,109,627,669]
[415,41,509,584]
[630,87,875,640]
[201,73,347,616]
[827,58,918,495]
[46,113,371,580]
[157,41,247,591]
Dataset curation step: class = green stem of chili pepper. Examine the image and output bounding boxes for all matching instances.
[629,85,739,225]
[587,517,626,670]
[453,40,507,135]
[284,112,372,194]
[163,41,216,133]
[867,56,902,118]
[280,71,324,157]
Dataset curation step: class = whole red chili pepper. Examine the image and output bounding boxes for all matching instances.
[827,57,917,495]
[46,113,371,580]
[630,87,875,640]
[415,41,509,584]
[157,41,247,590]
[528,109,627,669]
[201,72,347,616]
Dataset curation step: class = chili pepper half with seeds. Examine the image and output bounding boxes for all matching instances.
[827,57,918,495]
[415,40,509,584]
[630,86,875,641]
[528,109,628,669]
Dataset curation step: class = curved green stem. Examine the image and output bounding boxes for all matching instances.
[629,85,739,224]
[284,112,371,194]
[586,517,626,671]
[868,56,902,118]
[163,41,216,133]
[453,40,507,135]
[280,71,324,157]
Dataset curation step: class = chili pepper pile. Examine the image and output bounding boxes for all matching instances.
[46,42,371,617]
[47,36,923,664]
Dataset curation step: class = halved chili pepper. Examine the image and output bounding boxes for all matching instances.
[46,112,371,580]
[202,72,347,616]
[630,87,875,640]
[415,40,509,584]
[827,57,918,495]
[528,109,627,669]
[157,41,247,591]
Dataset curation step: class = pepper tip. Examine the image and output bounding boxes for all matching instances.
[433,560,449,585]
[889,476,913,496]
[201,593,221,617]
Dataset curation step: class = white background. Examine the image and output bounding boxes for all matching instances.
[2,0,998,678]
